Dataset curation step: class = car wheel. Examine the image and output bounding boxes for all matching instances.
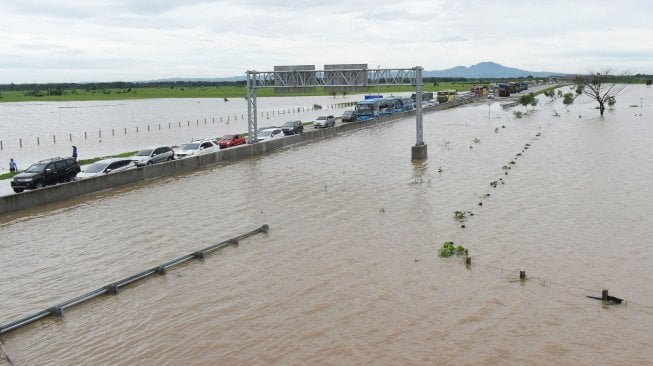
[66,173,76,182]
[147,161,153,165]
[13,188,23,193]
[168,156,174,161]
[34,181,44,189]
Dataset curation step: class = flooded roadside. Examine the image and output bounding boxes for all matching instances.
[0,85,651,365]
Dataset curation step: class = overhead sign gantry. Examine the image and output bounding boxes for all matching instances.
[246,65,427,160]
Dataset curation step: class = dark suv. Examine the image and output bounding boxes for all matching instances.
[281,120,304,135]
[11,157,81,193]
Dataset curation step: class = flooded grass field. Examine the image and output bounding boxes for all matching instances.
[0,85,652,365]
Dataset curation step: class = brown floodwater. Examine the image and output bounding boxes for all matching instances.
[1,86,652,365]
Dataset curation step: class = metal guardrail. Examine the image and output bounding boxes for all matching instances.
[0,224,269,335]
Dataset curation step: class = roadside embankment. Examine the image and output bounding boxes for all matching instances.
[0,95,488,216]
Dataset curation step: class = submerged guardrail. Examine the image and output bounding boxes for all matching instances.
[0,224,269,336]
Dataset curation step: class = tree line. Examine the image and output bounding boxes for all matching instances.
[0,80,248,92]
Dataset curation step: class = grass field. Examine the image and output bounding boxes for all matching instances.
[0,83,491,103]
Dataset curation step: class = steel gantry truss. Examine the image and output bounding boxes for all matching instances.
[246,67,426,158]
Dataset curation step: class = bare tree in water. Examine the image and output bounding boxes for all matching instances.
[577,69,627,116]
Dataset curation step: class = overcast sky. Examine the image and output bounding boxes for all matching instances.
[1,0,651,83]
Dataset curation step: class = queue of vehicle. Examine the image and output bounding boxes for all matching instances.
[8,87,499,194]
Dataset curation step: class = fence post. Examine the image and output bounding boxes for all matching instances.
[124,127,127,135]
[147,125,150,131]
[0,141,2,150]
[84,132,87,139]
[53,135,56,143]
[69,133,72,141]
[20,138,22,148]
[136,127,139,133]
[99,130,101,139]
[37,137,40,145]
[112,129,115,136]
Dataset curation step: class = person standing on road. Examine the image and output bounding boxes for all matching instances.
[72,145,78,160]
[9,158,17,172]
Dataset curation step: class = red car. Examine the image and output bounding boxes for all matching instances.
[218,134,246,149]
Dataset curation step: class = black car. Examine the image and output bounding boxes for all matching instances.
[10,157,81,193]
[341,110,358,122]
[281,120,304,135]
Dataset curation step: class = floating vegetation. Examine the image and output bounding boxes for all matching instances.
[502,125,506,128]
[224,98,229,102]
[439,241,468,257]
[490,181,498,188]
[502,165,508,170]
[473,137,480,143]
[313,104,323,110]
[513,111,523,118]
[536,133,541,136]
[454,210,473,221]
[516,153,522,156]
[509,160,516,164]
[525,143,531,147]
[494,127,499,133]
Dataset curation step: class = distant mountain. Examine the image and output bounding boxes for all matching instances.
[424,61,562,78]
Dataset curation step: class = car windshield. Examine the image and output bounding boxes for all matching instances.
[316,116,326,120]
[343,111,354,116]
[259,130,273,137]
[282,122,294,127]
[82,162,109,173]
[136,149,153,156]
[24,163,47,173]
[180,143,200,150]
[220,135,234,140]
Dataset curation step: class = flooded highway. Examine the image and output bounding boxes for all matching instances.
[1,86,652,365]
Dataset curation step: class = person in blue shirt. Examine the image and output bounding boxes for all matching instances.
[9,158,17,172]
[72,146,78,160]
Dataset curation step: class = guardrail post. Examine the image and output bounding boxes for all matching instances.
[49,307,64,318]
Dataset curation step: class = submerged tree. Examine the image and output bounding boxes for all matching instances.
[519,93,536,112]
[563,92,575,108]
[577,69,627,116]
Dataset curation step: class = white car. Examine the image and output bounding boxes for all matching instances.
[313,115,336,128]
[174,140,219,158]
[256,128,284,142]
[77,158,137,179]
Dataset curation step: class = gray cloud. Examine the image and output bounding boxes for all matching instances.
[1,0,652,83]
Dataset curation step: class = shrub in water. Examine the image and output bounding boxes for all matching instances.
[439,241,468,257]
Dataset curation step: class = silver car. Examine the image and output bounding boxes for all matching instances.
[131,145,175,166]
